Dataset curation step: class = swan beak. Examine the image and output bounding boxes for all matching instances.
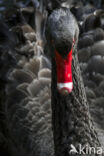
[55,48,73,95]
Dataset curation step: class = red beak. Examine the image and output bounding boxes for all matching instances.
[55,48,73,95]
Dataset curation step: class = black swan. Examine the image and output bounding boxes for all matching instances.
[0,4,103,156]
[46,7,102,156]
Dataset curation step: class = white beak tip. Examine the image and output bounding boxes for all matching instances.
[57,82,73,95]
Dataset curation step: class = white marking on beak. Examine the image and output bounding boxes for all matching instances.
[57,82,73,95]
[57,82,73,89]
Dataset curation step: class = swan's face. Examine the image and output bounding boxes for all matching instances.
[46,7,79,95]
[54,40,75,96]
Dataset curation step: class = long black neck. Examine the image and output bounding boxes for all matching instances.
[51,48,101,156]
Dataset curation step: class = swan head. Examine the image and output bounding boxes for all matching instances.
[46,7,79,95]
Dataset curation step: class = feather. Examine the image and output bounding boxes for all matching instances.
[38,68,51,78]
[24,57,40,75]
[11,69,33,83]
[16,83,29,96]
[91,40,104,56]
[27,78,51,97]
